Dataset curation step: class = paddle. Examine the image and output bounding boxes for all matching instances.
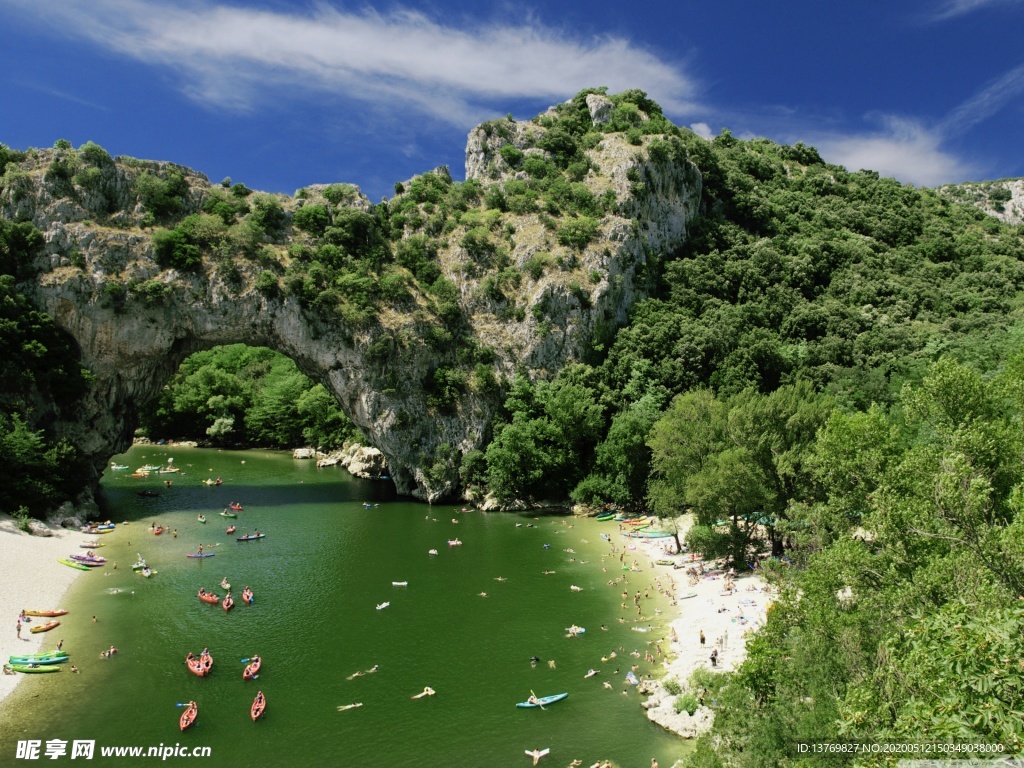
[530,689,546,710]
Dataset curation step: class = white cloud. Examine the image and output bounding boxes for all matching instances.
[938,63,1024,135]
[2,0,698,125]
[809,116,977,187]
[689,122,714,140]
[930,0,1023,20]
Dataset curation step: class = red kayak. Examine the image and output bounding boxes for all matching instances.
[197,590,219,604]
[179,701,197,731]
[251,691,266,721]
[241,587,254,605]
[243,655,261,680]
[228,502,243,511]
[153,526,164,535]
[225,526,236,534]
[222,595,234,612]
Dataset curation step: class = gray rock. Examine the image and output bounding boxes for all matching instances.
[586,94,615,124]
[6,100,701,504]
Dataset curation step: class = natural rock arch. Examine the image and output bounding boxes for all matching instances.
[6,100,702,502]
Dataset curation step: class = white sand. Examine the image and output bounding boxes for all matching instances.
[0,515,92,705]
[600,515,773,738]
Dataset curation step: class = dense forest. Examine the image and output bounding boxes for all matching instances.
[3,89,1024,758]
[136,344,360,450]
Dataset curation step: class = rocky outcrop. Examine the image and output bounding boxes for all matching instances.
[3,97,702,503]
[322,444,389,478]
[936,178,1024,226]
[642,685,715,738]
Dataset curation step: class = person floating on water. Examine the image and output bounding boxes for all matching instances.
[410,686,435,699]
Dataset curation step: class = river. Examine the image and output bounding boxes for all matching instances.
[0,446,687,767]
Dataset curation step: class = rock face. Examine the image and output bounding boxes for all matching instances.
[3,100,702,503]
[937,178,1024,226]
[641,685,715,738]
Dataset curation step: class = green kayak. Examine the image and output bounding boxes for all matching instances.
[58,558,91,571]
[8,664,61,673]
[8,654,68,665]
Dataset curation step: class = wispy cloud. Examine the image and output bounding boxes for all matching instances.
[1,0,697,125]
[930,0,1024,21]
[786,58,1024,186]
[938,63,1024,135]
[809,116,976,187]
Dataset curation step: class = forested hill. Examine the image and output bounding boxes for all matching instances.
[1,89,1024,519]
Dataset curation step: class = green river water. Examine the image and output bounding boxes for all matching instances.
[0,447,688,768]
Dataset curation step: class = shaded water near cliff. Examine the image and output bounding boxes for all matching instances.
[0,447,687,767]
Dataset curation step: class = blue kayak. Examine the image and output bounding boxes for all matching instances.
[186,553,215,558]
[516,692,568,708]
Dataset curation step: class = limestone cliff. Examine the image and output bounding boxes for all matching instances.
[1,94,702,503]
[936,178,1024,226]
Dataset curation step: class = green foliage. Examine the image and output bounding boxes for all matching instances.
[498,144,524,169]
[292,204,330,236]
[0,219,44,278]
[556,216,600,250]
[675,692,699,716]
[141,345,359,449]
[152,227,202,272]
[322,183,359,206]
[136,170,190,221]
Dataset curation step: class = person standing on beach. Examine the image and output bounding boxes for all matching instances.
[16,619,21,638]
[699,630,705,647]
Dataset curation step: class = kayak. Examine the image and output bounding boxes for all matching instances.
[187,553,215,558]
[241,588,254,604]
[626,531,674,539]
[222,595,234,611]
[197,516,207,524]
[70,554,107,565]
[30,620,60,634]
[179,701,198,731]
[228,503,243,511]
[8,664,61,674]
[186,652,213,677]
[225,526,237,534]
[153,526,164,535]
[23,610,68,617]
[79,542,105,548]
[251,692,266,721]
[516,692,568,708]
[237,534,265,541]
[8,654,68,665]
[565,626,586,635]
[58,558,91,571]
[198,590,220,604]
[220,511,237,519]
[243,656,261,680]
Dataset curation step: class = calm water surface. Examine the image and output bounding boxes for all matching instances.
[0,447,687,767]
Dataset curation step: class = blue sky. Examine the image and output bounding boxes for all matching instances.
[2,0,1023,201]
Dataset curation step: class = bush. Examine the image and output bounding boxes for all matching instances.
[255,270,280,298]
[674,692,699,716]
[557,216,599,250]
[152,227,202,272]
[293,204,330,236]
[498,144,524,169]
[663,678,683,696]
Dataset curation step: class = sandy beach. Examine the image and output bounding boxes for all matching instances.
[0,515,92,706]
[599,514,772,739]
